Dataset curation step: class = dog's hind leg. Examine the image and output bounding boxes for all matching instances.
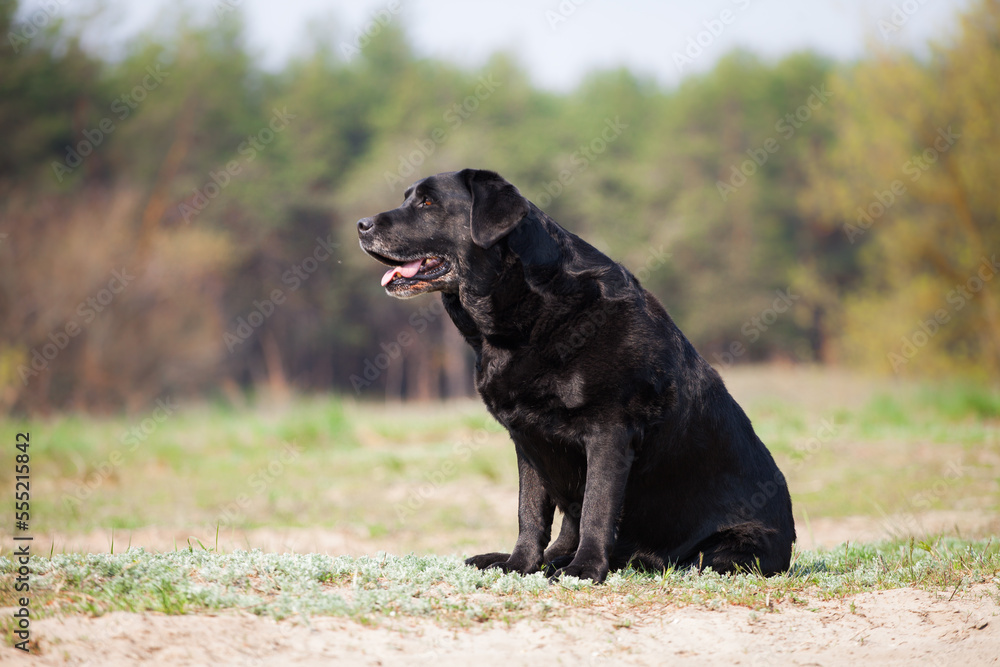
[679,522,790,576]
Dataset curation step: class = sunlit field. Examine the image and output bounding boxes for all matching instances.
[3,365,998,661]
[2,366,996,558]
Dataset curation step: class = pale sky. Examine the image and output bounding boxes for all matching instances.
[16,0,973,91]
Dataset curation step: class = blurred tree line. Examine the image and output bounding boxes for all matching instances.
[1,0,997,413]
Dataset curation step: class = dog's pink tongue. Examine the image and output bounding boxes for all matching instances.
[381,259,424,287]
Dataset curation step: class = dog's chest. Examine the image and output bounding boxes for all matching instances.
[477,344,590,435]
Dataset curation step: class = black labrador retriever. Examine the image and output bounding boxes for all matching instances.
[358,169,795,582]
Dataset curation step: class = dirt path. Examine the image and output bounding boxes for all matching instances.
[4,584,997,665]
[7,515,998,665]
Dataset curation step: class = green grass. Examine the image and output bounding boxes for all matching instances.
[2,538,997,629]
[2,396,515,543]
[0,370,996,549]
[733,374,999,519]
[0,369,998,646]
[745,381,1000,449]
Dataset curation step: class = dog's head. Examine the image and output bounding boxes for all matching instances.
[358,169,534,298]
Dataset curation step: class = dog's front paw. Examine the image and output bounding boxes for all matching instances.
[465,552,511,570]
[466,552,543,575]
[551,558,609,584]
[541,554,574,577]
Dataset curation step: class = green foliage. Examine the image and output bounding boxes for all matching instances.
[1,1,998,412]
[810,0,1000,376]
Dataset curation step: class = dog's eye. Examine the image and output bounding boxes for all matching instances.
[420,197,433,207]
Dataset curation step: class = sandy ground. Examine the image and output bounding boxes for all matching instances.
[5,514,999,665]
[3,583,997,665]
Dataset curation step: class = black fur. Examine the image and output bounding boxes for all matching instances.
[358,169,795,583]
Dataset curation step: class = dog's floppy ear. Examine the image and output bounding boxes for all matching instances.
[460,169,529,249]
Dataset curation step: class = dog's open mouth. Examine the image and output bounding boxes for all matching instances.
[379,256,446,286]
[371,254,452,295]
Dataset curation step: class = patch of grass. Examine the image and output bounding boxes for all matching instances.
[364,399,494,444]
[2,395,515,539]
[856,393,913,434]
[1,368,997,551]
[742,398,808,455]
[733,374,1000,519]
[1,538,996,635]
[848,383,1000,444]
[917,382,1000,421]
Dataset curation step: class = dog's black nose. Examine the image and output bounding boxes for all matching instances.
[358,217,374,234]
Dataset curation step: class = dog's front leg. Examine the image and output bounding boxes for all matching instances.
[554,432,634,583]
[466,448,554,574]
[501,450,556,574]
